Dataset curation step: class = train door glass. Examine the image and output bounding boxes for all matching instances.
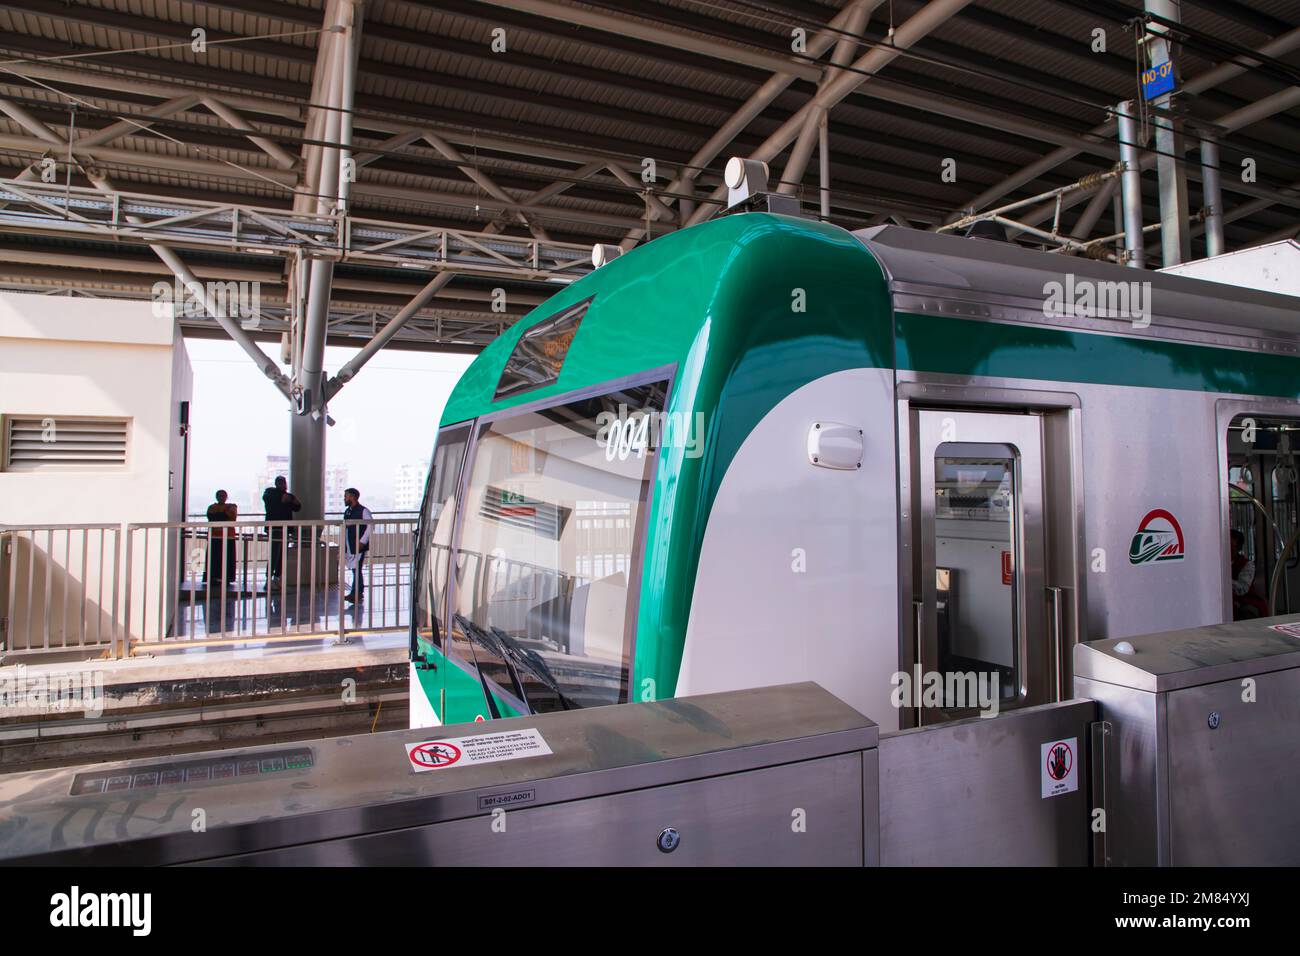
[912,410,1048,724]
[1226,414,1300,619]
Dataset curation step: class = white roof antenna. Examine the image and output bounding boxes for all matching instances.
[591,244,624,268]
[725,157,769,206]
[723,157,800,217]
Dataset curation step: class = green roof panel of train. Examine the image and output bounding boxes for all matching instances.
[440,212,892,423]
[437,212,894,702]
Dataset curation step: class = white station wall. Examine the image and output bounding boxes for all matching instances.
[0,292,192,648]
[0,292,191,525]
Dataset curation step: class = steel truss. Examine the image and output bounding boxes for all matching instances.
[0,178,593,281]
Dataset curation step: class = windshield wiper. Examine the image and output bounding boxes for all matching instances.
[454,614,534,714]
[452,614,508,719]
[452,614,578,713]
[488,625,575,711]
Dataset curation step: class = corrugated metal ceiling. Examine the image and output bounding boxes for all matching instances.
[0,0,1297,288]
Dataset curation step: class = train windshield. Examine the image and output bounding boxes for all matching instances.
[446,378,668,713]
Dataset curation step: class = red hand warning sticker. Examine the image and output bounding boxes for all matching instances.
[1040,737,1078,799]
[1001,551,1012,586]
[405,728,552,773]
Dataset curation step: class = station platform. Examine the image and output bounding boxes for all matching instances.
[0,631,408,773]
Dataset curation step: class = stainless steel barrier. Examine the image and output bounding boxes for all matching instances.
[0,524,121,657]
[0,682,879,866]
[879,699,1097,866]
[1075,616,1300,866]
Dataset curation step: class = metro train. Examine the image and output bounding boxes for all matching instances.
[408,195,1300,731]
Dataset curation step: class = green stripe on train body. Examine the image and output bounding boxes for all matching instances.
[896,312,1300,399]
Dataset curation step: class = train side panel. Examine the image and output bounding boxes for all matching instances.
[676,367,902,729]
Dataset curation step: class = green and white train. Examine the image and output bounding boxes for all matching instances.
[409,200,1300,731]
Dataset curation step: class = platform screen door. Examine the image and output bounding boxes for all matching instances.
[910,410,1050,725]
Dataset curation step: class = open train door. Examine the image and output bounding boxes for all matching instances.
[906,409,1069,726]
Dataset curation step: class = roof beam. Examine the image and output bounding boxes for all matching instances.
[952,24,1300,217]
[0,0,319,66]
[778,0,876,193]
[468,0,822,82]
[202,97,298,170]
[323,163,606,398]
[687,0,976,226]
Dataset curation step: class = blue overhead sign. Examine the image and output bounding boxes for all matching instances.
[1142,59,1176,99]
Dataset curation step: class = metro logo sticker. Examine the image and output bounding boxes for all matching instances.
[405,728,553,773]
[1129,509,1185,565]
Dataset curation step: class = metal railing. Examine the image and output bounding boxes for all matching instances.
[0,518,413,660]
[3,514,639,661]
[0,524,121,658]
[124,518,415,654]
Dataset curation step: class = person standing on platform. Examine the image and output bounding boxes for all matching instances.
[204,489,238,589]
[262,476,301,581]
[343,487,373,604]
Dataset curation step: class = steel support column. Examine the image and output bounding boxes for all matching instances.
[1201,135,1225,258]
[294,0,359,520]
[1117,101,1146,269]
[1005,85,1300,239]
[819,115,831,219]
[290,408,327,518]
[1147,0,1189,265]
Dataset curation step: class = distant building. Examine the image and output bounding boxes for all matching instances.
[325,465,349,516]
[394,461,429,512]
[254,456,346,514]
[254,454,290,509]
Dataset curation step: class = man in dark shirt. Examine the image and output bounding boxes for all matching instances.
[343,487,373,604]
[262,476,301,580]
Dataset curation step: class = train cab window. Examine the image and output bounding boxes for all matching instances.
[932,449,1019,703]
[448,379,668,713]
[412,424,471,651]
[493,298,590,401]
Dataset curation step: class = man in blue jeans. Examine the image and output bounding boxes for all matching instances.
[343,487,372,604]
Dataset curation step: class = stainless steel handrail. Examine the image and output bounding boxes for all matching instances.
[1047,586,1065,702]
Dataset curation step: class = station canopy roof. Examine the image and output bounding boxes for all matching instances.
[0,0,1298,351]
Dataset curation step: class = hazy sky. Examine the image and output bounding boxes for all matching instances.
[186,339,472,513]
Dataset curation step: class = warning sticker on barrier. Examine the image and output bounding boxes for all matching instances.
[1269,622,1300,639]
[405,728,553,774]
[1041,737,1077,799]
